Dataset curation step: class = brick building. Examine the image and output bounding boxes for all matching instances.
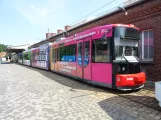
[29,0,161,81]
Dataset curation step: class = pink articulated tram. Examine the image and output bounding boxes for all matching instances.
[50,24,146,91]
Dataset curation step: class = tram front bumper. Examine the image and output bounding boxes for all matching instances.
[116,72,146,87]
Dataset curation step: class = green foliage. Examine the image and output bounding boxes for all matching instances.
[0,44,7,52]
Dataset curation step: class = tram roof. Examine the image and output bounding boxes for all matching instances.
[51,24,138,46]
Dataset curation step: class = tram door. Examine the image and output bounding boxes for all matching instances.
[77,37,91,82]
[52,48,57,71]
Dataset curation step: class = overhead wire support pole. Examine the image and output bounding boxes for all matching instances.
[117,6,128,15]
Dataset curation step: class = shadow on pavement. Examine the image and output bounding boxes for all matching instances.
[17,64,123,94]
[119,94,161,111]
[143,80,155,91]
[98,95,161,120]
[0,62,13,64]
[16,64,153,94]
[17,64,161,112]
[98,96,138,120]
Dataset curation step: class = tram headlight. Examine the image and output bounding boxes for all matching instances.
[115,65,126,73]
[122,66,126,71]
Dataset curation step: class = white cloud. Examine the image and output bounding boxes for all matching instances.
[16,0,67,26]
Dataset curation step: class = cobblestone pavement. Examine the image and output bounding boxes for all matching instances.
[0,63,161,120]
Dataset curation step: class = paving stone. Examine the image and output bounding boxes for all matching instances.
[138,116,146,120]
[149,110,160,118]
[155,115,161,120]
[0,64,160,120]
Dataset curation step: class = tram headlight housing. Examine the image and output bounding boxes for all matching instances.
[115,65,126,73]
[117,66,121,72]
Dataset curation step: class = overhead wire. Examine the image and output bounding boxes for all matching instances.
[71,0,116,26]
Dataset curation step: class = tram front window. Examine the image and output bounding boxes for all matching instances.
[113,26,141,74]
[114,26,140,63]
[114,41,139,63]
[124,46,138,56]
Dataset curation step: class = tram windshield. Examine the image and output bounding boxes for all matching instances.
[114,26,140,63]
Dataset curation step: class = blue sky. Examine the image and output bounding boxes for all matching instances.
[0,0,123,46]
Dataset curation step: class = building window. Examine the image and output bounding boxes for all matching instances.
[140,30,154,61]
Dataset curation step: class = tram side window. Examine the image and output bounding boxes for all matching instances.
[32,52,37,61]
[35,53,39,61]
[24,54,29,60]
[57,48,60,61]
[40,49,47,61]
[52,49,57,61]
[66,44,76,62]
[32,53,35,61]
[84,41,90,66]
[21,55,23,60]
[58,47,66,61]
[19,54,23,60]
[78,43,82,66]
[92,39,110,62]
[39,51,42,61]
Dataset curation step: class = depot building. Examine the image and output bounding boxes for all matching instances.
[29,0,161,81]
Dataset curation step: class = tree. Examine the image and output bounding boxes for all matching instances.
[0,44,7,52]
